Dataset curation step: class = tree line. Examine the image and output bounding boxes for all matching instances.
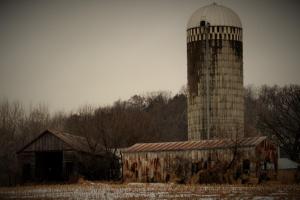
[0,84,299,185]
[0,90,187,185]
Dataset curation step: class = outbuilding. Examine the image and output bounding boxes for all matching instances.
[122,136,277,183]
[17,129,119,183]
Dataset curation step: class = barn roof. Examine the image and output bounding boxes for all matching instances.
[124,136,267,153]
[17,129,102,154]
[49,130,92,153]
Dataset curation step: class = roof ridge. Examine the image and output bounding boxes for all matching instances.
[132,136,264,145]
[124,136,268,153]
[17,129,93,154]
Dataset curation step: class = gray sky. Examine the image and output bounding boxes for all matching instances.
[0,0,299,112]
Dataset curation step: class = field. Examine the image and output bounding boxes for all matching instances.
[0,182,300,200]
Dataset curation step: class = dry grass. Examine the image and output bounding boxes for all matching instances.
[0,182,300,200]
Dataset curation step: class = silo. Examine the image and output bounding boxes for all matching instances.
[187,3,244,140]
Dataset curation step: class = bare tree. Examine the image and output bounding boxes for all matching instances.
[18,103,51,148]
[258,85,300,163]
[244,85,260,137]
[64,105,100,153]
[49,111,67,131]
[0,100,24,185]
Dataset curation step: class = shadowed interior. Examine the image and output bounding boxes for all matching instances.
[35,151,63,182]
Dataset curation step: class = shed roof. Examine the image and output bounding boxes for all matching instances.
[124,136,267,153]
[17,129,102,154]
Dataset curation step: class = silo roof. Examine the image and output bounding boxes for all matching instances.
[187,3,242,29]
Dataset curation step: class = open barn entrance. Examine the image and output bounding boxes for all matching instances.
[35,151,63,182]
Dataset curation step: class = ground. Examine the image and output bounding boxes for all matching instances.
[0,182,300,200]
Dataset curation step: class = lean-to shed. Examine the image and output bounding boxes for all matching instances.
[17,129,119,182]
[122,136,277,183]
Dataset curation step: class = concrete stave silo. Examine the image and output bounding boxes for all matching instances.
[187,3,244,140]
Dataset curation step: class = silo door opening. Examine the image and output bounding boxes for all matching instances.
[35,151,63,182]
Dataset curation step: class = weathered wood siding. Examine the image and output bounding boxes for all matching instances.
[17,152,36,181]
[22,133,72,152]
[17,130,117,182]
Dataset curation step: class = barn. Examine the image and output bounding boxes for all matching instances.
[122,136,278,183]
[17,129,119,183]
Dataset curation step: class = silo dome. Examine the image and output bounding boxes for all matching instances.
[187,3,242,29]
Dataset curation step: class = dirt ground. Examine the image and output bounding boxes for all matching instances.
[0,182,300,200]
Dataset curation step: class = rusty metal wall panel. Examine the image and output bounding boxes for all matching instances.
[123,146,260,183]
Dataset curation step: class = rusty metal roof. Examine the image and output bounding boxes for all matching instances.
[17,129,104,154]
[124,136,267,153]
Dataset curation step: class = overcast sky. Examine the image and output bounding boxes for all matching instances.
[0,0,299,113]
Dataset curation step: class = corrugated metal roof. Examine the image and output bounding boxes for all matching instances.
[187,3,242,29]
[124,136,267,153]
[17,129,104,154]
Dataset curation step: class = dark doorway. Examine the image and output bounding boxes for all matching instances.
[35,151,63,182]
[65,162,74,181]
[243,159,250,173]
[22,163,31,182]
